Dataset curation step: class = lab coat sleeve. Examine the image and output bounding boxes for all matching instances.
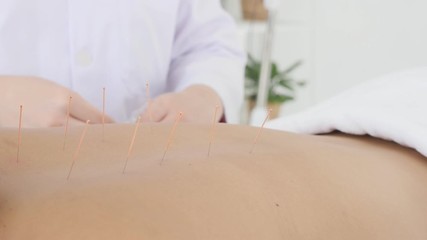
[167,0,246,123]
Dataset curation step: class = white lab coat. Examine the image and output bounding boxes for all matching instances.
[0,0,245,123]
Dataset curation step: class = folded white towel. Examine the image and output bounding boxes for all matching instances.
[266,67,427,158]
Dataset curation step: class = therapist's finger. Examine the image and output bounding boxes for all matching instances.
[140,100,169,122]
[159,112,183,123]
[69,93,114,124]
[68,117,88,126]
[49,115,89,127]
[141,107,167,122]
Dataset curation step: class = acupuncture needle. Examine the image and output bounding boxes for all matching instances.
[207,105,220,158]
[63,96,72,151]
[122,116,142,174]
[250,109,272,153]
[145,81,153,123]
[67,120,90,180]
[16,105,23,163]
[160,112,183,165]
[102,87,106,141]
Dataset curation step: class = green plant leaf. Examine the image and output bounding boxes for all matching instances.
[244,55,305,104]
[280,60,303,75]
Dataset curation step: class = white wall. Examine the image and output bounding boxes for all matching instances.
[223,0,427,119]
[312,0,427,101]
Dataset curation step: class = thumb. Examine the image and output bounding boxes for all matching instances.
[69,93,114,124]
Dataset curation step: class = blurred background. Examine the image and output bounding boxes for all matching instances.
[221,0,427,124]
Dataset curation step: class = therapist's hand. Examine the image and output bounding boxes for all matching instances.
[0,76,114,128]
[140,85,224,123]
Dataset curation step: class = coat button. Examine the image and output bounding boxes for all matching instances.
[75,49,93,67]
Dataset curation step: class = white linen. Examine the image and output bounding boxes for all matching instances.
[267,67,427,158]
[0,0,245,123]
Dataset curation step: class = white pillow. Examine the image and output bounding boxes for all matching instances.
[266,67,427,157]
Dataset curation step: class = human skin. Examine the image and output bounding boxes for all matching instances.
[140,84,225,123]
[0,76,113,127]
[0,76,224,127]
[0,123,426,239]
